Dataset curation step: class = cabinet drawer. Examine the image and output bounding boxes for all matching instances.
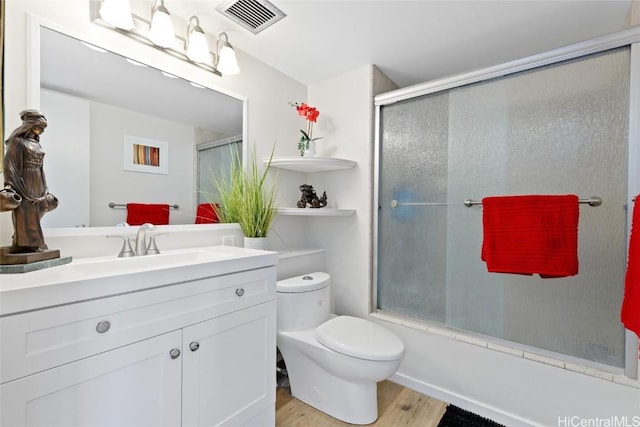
[1,266,275,383]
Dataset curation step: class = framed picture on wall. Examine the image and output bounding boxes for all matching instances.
[123,135,168,175]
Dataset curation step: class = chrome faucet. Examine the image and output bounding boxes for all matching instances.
[134,223,155,256]
[106,235,135,257]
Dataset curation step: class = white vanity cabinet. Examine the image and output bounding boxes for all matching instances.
[182,301,275,426]
[0,248,277,427]
[1,330,184,427]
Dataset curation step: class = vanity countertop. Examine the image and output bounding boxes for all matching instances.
[0,246,277,316]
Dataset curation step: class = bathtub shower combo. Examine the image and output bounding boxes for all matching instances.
[374,34,639,379]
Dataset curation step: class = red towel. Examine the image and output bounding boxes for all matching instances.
[481,195,579,278]
[621,196,640,338]
[126,203,170,226]
[195,203,219,224]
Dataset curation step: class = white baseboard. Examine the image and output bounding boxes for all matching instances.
[389,372,542,427]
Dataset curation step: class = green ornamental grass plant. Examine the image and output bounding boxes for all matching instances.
[213,147,278,238]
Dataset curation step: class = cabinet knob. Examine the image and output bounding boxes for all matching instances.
[169,348,181,359]
[235,288,245,297]
[96,320,111,334]
[190,341,200,352]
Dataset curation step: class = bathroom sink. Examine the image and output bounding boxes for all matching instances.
[69,248,233,276]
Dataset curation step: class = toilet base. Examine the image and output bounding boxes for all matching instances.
[278,329,397,425]
[287,350,378,425]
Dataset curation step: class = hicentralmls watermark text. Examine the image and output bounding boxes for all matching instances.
[558,416,640,427]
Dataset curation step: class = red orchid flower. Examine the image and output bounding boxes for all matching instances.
[290,101,323,155]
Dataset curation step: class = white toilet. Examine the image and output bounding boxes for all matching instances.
[276,272,405,425]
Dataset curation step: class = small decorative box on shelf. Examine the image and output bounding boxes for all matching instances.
[276,208,356,217]
[267,157,356,173]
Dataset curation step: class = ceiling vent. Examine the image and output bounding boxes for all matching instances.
[216,0,286,35]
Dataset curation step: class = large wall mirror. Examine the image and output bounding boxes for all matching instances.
[36,24,244,228]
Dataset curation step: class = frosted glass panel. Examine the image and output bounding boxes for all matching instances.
[197,140,241,204]
[377,92,449,321]
[377,47,630,368]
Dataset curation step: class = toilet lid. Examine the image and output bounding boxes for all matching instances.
[315,316,405,361]
[276,272,330,293]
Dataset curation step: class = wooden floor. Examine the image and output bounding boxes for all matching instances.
[275,381,448,426]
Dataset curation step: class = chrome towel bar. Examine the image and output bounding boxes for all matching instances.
[109,202,180,209]
[463,196,602,207]
[389,196,603,208]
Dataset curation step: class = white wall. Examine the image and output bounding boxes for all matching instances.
[305,65,381,317]
[40,89,91,228]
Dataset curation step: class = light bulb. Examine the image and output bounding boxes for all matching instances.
[149,5,176,48]
[99,0,134,30]
[186,29,211,64]
[217,43,239,75]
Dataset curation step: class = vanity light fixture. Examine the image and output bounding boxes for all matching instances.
[148,0,176,48]
[99,0,134,30]
[90,0,240,77]
[185,16,211,64]
[215,32,240,76]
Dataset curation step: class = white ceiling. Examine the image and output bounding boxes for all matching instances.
[169,0,634,87]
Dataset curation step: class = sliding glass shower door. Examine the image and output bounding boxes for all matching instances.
[376,47,630,369]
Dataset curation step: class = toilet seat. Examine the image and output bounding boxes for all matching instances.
[315,316,405,361]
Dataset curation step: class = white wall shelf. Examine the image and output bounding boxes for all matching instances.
[269,157,357,217]
[276,208,356,217]
[267,157,356,173]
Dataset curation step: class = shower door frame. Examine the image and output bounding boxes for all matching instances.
[372,27,640,380]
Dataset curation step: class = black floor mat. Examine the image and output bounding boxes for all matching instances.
[437,405,506,427]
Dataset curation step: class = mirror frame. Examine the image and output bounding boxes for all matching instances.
[26,14,248,229]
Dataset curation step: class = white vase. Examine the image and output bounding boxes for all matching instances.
[244,236,268,250]
[302,140,316,157]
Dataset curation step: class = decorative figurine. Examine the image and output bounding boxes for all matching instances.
[297,184,327,209]
[1,110,65,269]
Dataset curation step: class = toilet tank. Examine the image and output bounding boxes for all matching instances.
[276,272,331,331]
